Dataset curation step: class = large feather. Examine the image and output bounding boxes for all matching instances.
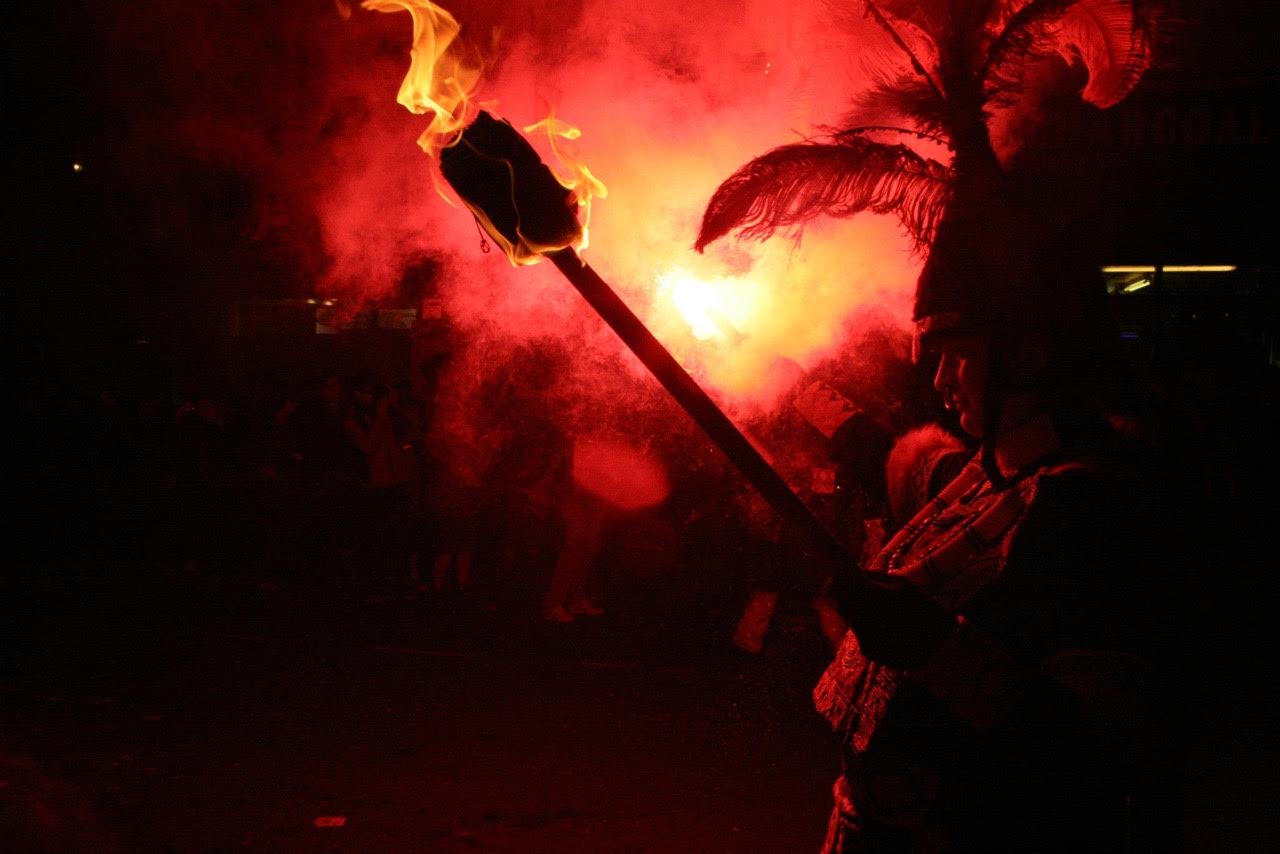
[854,74,953,138]
[1059,0,1153,107]
[833,125,952,148]
[983,0,1082,104]
[695,138,952,253]
[983,0,1153,108]
[862,0,946,100]
[875,0,950,39]
[915,0,1001,157]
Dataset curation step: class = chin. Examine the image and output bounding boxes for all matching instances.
[958,413,984,439]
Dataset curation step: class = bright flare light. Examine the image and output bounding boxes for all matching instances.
[656,266,751,342]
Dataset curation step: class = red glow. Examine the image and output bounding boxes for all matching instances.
[348,0,924,404]
[312,816,347,828]
[572,437,670,510]
[95,0,1010,474]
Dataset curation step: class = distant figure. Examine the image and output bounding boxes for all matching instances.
[345,379,418,494]
[541,434,669,623]
[345,378,417,582]
[294,374,359,499]
[540,479,609,623]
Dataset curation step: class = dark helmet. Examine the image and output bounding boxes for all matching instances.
[913,165,1111,399]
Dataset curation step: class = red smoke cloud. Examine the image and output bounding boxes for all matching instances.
[95,0,937,484]
[345,0,922,397]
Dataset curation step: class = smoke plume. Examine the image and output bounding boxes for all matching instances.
[95,0,938,488]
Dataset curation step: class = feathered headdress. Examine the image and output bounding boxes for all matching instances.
[696,0,1159,336]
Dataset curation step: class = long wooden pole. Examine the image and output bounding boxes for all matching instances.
[547,249,860,584]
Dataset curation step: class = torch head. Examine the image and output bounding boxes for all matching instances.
[439,111,583,264]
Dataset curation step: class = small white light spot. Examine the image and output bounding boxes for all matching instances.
[72,162,84,173]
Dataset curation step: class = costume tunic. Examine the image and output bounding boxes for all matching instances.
[815,430,1172,853]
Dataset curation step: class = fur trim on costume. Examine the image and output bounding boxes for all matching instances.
[886,425,964,525]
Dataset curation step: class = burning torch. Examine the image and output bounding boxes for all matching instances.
[364,0,866,592]
[439,112,861,582]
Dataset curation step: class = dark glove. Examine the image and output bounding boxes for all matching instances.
[831,568,957,670]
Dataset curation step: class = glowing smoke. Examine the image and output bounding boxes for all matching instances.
[347,0,922,395]
[96,0,929,486]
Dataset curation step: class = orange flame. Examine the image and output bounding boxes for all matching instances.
[524,114,608,252]
[362,0,481,154]
[366,1,606,267]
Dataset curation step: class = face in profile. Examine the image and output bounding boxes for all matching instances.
[931,333,990,438]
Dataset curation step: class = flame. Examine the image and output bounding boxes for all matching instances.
[524,114,608,252]
[362,0,481,154]
[367,1,606,268]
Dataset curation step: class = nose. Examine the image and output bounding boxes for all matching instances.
[933,353,954,394]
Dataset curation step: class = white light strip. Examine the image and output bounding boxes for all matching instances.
[1102,265,1238,274]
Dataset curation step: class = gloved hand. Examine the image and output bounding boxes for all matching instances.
[831,568,957,670]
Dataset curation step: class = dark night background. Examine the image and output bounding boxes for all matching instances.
[4,1,1280,851]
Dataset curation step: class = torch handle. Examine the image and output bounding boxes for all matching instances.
[548,249,862,588]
